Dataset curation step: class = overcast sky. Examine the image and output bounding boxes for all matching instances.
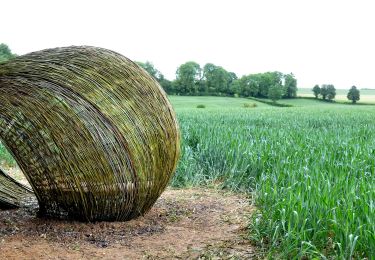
[2,0,374,88]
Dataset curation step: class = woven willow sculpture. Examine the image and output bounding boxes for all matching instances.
[0,46,180,221]
[0,169,33,208]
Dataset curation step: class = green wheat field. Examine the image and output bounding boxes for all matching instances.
[1,94,374,259]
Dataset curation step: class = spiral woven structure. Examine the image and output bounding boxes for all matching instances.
[0,46,180,221]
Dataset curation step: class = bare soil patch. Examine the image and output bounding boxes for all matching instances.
[0,187,255,259]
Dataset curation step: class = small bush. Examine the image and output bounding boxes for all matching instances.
[243,103,257,108]
[196,104,206,108]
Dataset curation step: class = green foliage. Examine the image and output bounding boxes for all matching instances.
[159,78,174,94]
[196,104,206,108]
[268,84,283,102]
[283,73,297,98]
[317,84,336,101]
[253,72,283,98]
[135,57,297,99]
[1,44,299,99]
[134,58,297,99]
[136,61,174,94]
[174,61,202,95]
[227,72,238,95]
[203,63,234,95]
[237,76,259,97]
[232,71,296,100]
[0,43,16,63]
[326,84,336,100]
[299,87,375,104]
[320,84,329,100]
[169,96,375,259]
[136,61,161,79]
[347,85,360,103]
[312,84,321,98]
[0,142,16,167]
[230,80,241,97]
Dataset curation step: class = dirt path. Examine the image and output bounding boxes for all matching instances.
[0,188,255,259]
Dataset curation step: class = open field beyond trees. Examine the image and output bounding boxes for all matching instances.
[1,95,375,259]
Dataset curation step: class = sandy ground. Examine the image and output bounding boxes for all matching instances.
[0,187,256,260]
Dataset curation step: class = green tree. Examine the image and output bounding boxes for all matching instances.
[136,61,162,79]
[174,61,202,95]
[159,77,174,94]
[268,84,283,103]
[203,63,231,95]
[284,73,297,98]
[320,84,329,100]
[347,85,360,104]
[326,84,336,100]
[312,84,321,98]
[237,75,259,97]
[256,72,283,98]
[136,61,174,94]
[0,43,16,63]
[229,79,242,96]
[226,72,238,96]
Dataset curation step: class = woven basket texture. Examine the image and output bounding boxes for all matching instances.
[0,46,180,221]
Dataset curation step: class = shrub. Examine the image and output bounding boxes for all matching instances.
[243,103,257,108]
[196,104,206,108]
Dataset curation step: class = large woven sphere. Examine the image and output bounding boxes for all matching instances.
[0,46,180,221]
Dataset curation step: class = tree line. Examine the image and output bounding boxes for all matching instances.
[312,84,361,103]
[137,61,297,100]
[312,84,337,101]
[1,43,297,100]
[1,43,365,104]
